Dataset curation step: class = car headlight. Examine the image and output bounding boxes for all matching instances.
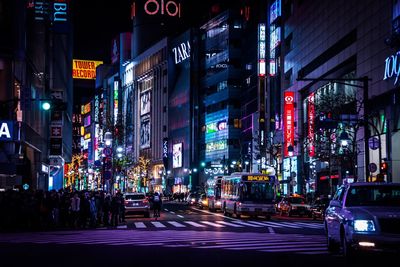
[353,220,376,232]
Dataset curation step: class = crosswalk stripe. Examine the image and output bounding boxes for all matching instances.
[0,230,327,255]
[247,221,284,228]
[117,225,127,229]
[184,221,206,227]
[292,222,324,228]
[215,221,244,227]
[151,221,166,228]
[134,222,146,228]
[167,221,186,227]
[273,222,302,229]
[230,220,263,227]
[200,221,225,227]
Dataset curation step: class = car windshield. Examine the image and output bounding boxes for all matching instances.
[289,197,306,204]
[125,194,145,200]
[345,185,400,207]
[241,182,274,202]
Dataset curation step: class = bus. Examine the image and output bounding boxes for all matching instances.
[205,176,223,212]
[221,172,276,219]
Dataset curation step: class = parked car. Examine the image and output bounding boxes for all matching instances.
[310,196,330,220]
[279,195,312,217]
[124,192,150,218]
[325,182,400,257]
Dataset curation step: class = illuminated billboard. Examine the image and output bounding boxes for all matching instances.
[140,115,151,149]
[72,59,103,80]
[140,90,151,115]
[173,143,183,168]
[284,91,295,157]
[308,93,315,157]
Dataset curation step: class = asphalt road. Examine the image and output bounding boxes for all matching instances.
[0,201,393,267]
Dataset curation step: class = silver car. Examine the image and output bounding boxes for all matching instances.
[124,193,150,218]
[325,182,400,257]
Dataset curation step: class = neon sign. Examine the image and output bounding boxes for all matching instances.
[172,41,190,64]
[270,0,281,24]
[144,0,181,17]
[258,24,266,76]
[383,51,400,85]
[308,93,315,157]
[284,92,295,157]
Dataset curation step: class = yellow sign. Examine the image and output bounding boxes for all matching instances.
[246,175,270,181]
[72,59,103,80]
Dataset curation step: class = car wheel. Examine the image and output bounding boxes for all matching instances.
[234,205,241,219]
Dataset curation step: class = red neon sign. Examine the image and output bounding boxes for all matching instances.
[284,91,295,157]
[144,0,181,17]
[308,93,315,157]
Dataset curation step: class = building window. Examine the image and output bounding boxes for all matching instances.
[163,106,167,112]
[234,119,241,128]
[284,33,293,54]
[217,81,227,91]
[284,68,293,87]
[163,125,167,132]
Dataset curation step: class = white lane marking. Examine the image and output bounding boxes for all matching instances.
[177,215,184,218]
[170,211,175,214]
[167,221,186,228]
[184,221,206,227]
[248,221,284,228]
[134,222,147,228]
[151,221,167,228]
[117,225,127,229]
[232,221,263,227]
[164,208,169,212]
[268,227,275,234]
[277,222,302,229]
[200,221,225,227]
[215,221,244,227]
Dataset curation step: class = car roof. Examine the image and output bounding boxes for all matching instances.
[346,182,400,187]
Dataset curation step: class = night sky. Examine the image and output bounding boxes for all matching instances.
[72,0,133,62]
[71,0,233,105]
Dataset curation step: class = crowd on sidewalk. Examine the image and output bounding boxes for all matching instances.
[0,188,126,232]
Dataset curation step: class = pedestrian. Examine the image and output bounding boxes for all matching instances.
[70,193,80,228]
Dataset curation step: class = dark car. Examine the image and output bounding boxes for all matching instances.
[310,197,330,220]
[186,192,201,206]
[124,193,150,218]
[325,182,400,257]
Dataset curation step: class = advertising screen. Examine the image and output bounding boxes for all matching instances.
[172,143,183,168]
[140,90,151,115]
[140,115,151,149]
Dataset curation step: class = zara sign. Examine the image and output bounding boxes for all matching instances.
[0,121,14,141]
[384,51,400,85]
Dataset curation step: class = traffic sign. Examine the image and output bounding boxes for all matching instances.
[368,163,377,173]
[368,137,380,150]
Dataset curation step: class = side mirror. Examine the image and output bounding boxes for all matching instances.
[329,200,341,208]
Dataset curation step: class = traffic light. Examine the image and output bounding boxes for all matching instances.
[41,100,51,110]
[380,161,388,174]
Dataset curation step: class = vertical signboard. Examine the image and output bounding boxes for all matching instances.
[284,91,295,157]
[258,23,266,77]
[308,93,315,157]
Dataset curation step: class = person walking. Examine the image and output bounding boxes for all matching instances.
[152,192,162,219]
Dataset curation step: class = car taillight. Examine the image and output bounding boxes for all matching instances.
[143,199,149,204]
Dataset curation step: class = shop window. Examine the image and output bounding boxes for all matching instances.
[234,118,241,128]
